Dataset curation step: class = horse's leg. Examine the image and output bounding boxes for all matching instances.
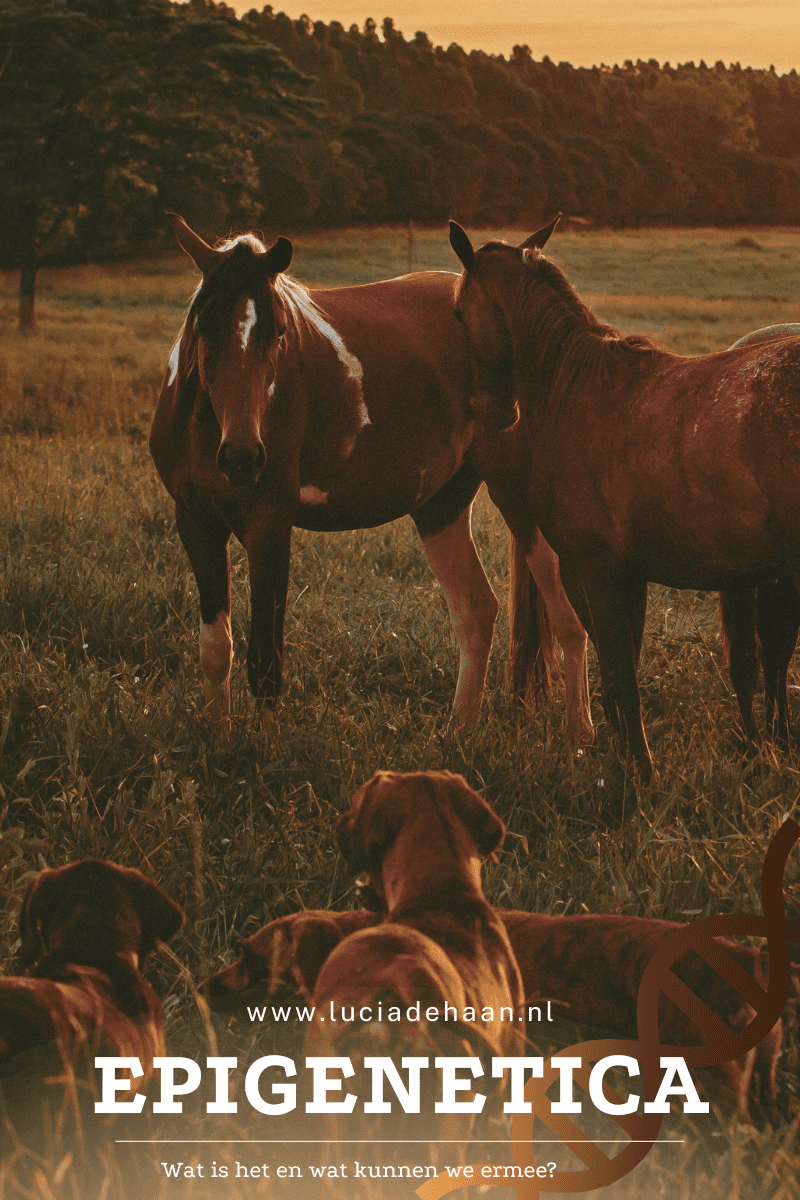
[414,500,498,729]
[719,587,760,746]
[479,467,588,741]
[175,501,232,724]
[525,532,594,746]
[757,577,800,748]
[242,516,293,701]
[629,576,648,667]
[560,564,653,781]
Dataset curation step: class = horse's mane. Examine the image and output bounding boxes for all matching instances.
[472,244,663,420]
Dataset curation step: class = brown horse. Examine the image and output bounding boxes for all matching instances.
[450,220,800,779]
[150,216,593,740]
[719,325,800,749]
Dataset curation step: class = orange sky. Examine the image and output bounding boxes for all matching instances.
[225,1,800,71]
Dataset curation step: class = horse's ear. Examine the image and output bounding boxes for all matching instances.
[449,221,476,272]
[167,213,221,275]
[519,213,561,253]
[263,236,293,276]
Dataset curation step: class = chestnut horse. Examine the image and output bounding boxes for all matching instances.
[150,216,593,739]
[450,220,800,779]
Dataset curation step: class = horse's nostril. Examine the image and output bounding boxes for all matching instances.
[217,440,265,485]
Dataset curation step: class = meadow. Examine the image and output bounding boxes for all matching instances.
[0,225,798,1198]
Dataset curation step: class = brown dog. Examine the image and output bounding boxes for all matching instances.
[0,859,185,1154]
[501,911,786,1106]
[206,909,376,1014]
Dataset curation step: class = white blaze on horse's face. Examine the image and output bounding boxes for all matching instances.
[238,299,257,350]
[198,291,282,489]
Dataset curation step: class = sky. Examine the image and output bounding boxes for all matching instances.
[225,0,800,72]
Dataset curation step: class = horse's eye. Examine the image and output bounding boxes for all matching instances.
[276,325,286,341]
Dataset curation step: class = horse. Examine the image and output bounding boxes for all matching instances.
[449,219,800,780]
[719,325,800,749]
[149,215,593,741]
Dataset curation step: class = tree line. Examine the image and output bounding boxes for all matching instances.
[4,0,800,324]
[244,7,800,232]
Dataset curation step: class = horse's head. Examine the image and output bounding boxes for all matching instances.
[170,214,294,488]
[449,217,560,428]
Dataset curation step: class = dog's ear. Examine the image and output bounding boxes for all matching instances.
[338,771,400,876]
[121,869,185,964]
[444,773,506,859]
[17,871,61,969]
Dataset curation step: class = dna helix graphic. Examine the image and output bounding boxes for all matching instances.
[417,817,800,1199]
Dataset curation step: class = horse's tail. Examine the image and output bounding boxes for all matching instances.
[718,592,733,668]
[507,534,558,707]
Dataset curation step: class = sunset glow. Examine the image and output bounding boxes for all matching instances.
[224,0,800,71]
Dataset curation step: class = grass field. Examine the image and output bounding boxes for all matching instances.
[0,226,798,1197]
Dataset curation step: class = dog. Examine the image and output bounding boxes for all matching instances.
[0,859,185,1158]
[206,909,376,1014]
[302,770,525,1164]
[207,774,525,1061]
[501,911,787,1106]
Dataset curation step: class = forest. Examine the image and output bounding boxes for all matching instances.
[4,0,800,304]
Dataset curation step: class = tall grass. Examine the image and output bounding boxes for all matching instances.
[0,226,798,1197]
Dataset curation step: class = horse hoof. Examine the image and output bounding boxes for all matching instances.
[636,761,654,786]
[452,704,482,731]
[568,724,596,749]
[259,704,281,735]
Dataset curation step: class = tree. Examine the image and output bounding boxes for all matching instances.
[0,0,315,328]
[639,72,757,162]
[0,1,103,327]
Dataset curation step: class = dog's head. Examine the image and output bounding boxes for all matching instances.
[337,770,505,880]
[17,859,185,973]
